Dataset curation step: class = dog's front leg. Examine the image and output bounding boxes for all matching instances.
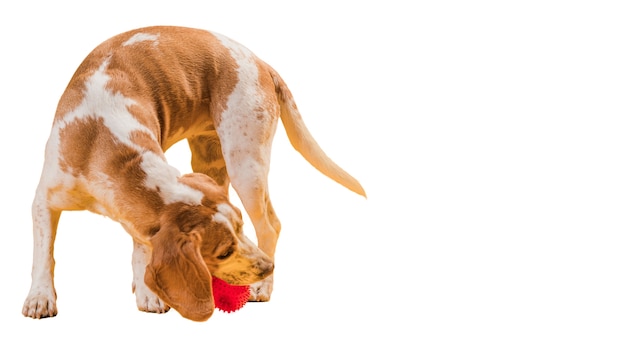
[23,195,61,319]
[132,240,169,314]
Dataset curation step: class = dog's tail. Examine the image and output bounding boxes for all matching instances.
[269,66,366,198]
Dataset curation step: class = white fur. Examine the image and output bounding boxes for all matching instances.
[64,58,156,146]
[123,32,160,46]
[212,203,240,232]
[212,32,274,187]
[141,152,203,205]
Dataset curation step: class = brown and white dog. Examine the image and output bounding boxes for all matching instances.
[23,26,366,321]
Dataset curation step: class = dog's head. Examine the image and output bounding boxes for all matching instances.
[144,173,273,321]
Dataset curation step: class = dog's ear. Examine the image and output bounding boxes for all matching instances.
[144,221,214,321]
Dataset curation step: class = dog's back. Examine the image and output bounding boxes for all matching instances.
[56,27,234,148]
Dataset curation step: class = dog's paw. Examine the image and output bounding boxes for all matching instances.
[134,284,170,314]
[248,275,273,302]
[23,291,57,319]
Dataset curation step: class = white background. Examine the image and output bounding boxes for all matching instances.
[1,1,625,351]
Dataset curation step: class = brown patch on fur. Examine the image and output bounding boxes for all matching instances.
[178,173,228,207]
[130,130,161,155]
[188,135,229,186]
[127,103,161,143]
[107,147,164,232]
[189,135,223,161]
[59,116,122,179]
[256,61,281,143]
[53,63,99,122]
[59,117,106,177]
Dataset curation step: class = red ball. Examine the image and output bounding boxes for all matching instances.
[212,276,250,313]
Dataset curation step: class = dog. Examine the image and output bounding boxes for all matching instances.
[22,26,366,321]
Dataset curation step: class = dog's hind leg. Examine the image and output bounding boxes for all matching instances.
[187,134,231,195]
[22,190,61,319]
[214,104,282,302]
[226,155,281,301]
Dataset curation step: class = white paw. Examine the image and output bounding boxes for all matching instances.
[249,275,273,302]
[134,283,169,313]
[23,290,57,319]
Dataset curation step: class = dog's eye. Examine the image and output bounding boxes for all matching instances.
[217,248,233,260]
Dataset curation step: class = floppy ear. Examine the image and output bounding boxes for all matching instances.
[144,224,215,321]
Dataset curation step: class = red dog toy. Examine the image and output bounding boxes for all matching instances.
[212,277,250,313]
